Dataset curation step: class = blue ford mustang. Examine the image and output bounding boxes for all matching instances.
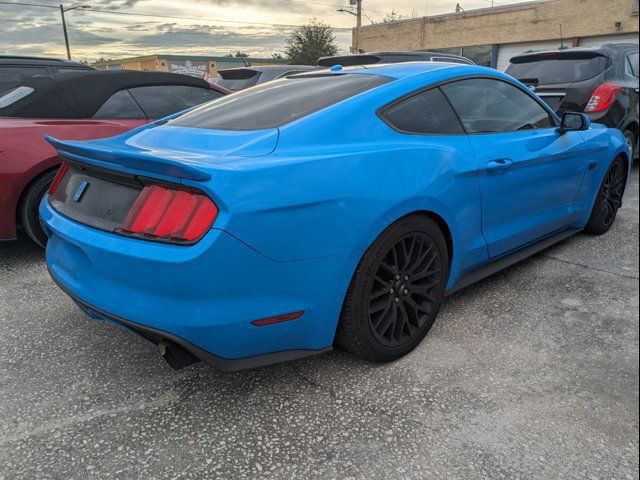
[41,63,631,371]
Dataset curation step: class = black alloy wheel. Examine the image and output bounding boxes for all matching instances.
[585,157,626,235]
[368,233,441,348]
[336,215,448,362]
[599,158,625,228]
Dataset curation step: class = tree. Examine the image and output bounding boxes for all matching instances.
[271,53,285,59]
[381,9,406,23]
[234,51,249,58]
[284,19,338,65]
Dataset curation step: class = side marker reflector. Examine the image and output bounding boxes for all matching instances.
[251,311,304,327]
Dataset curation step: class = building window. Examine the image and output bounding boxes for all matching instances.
[632,0,639,14]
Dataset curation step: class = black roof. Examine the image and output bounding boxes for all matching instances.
[0,70,212,119]
[0,55,91,67]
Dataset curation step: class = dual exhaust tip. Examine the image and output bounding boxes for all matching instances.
[159,340,200,370]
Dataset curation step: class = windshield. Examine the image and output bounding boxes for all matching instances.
[506,53,608,84]
[171,73,391,131]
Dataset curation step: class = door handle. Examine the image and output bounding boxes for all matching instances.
[486,158,513,172]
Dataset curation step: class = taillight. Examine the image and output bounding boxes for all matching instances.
[121,184,218,243]
[584,83,622,113]
[48,162,69,195]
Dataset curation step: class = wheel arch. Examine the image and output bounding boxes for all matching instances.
[343,204,457,286]
[16,162,61,226]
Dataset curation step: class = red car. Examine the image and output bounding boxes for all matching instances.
[0,70,229,246]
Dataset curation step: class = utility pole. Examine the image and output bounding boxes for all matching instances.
[60,4,71,60]
[59,4,91,60]
[356,0,362,28]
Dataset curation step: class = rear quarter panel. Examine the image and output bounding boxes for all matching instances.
[191,69,490,289]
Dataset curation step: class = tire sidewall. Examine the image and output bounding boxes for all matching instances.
[19,171,56,247]
[347,216,449,362]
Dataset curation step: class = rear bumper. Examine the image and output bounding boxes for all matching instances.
[51,273,331,371]
[41,196,349,367]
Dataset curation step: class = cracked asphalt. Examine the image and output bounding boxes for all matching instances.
[1,165,638,480]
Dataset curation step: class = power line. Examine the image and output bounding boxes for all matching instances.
[0,1,355,30]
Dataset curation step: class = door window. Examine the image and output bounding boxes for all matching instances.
[441,78,554,133]
[0,66,49,94]
[93,90,145,119]
[129,85,224,119]
[381,88,464,134]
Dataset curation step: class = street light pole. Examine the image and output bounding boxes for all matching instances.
[60,4,71,60]
[59,4,91,60]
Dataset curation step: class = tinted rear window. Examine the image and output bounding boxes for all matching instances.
[216,69,261,91]
[506,53,608,84]
[171,74,391,131]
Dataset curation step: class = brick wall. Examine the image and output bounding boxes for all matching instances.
[353,0,639,51]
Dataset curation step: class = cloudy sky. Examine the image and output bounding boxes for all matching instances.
[0,0,529,62]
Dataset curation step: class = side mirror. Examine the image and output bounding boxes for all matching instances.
[559,112,590,134]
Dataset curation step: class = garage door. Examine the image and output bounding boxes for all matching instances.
[497,40,564,71]
[578,33,639,48]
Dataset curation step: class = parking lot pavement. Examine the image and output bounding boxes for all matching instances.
[0,165,638,480]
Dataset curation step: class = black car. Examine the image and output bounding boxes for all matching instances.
[506,44,639,157]
[215,65,318,91]
[0,55,94,94]
[317,51,475,67]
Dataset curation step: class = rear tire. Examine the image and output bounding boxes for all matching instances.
[584,157,626,235]
[336,215,449,362]
[18,170,56,248]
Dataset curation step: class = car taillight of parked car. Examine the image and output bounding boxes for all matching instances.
[120,184,218,243]
[584,83,622,113]
[48,162,70,195]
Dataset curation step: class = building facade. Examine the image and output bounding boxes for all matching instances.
[353,0,639,69]
[93,55,288,80]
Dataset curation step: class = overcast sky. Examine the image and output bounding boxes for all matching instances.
[0,0,530,62]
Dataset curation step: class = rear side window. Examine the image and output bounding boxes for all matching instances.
[0,66,49,94]
[129,85,223,119]
[381,88,464,134]
[93,90,145,119]
[171,74,391,131]
[441,78,553,133]
[505,54,608,84]
[0,86,34,109]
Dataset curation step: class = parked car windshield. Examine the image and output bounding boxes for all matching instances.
[506,53,608,84]
[172,73,391,131]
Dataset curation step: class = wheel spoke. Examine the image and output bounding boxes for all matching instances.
[367,231,442,348]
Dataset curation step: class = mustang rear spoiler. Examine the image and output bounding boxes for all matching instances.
[45,136,211,182]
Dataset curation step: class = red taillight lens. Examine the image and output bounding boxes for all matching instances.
[584,83,622,113]
[48,162,69,195]
[121,184,218,243]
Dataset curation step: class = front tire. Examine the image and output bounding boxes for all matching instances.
[18,170,56,248]
[336,215,449,362]
[584,157,626,235]
[623,129,636,159]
